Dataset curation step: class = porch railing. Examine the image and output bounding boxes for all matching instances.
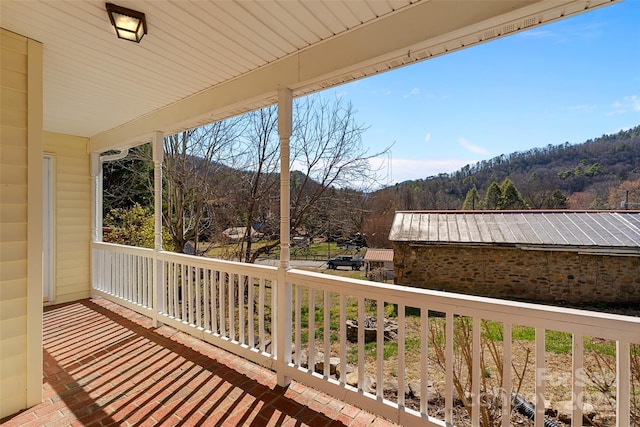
[92,242,640,427]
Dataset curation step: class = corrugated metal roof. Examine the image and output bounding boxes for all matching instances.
[389,211,640,252]
[364,249,394,262]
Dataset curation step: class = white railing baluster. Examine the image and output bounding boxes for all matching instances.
[229,273,235,341]
[203,268,210,331]
[116,252,121,297]
[572,333,584,427]
[472,317,481,426]
[128,253,133,300]
[258,278,265,352]
[294,283,301,364]
[617,341,631,427]
[157,258,164,314]
[211,270,218,334]
[445,311,454,425]
[138,255,142,305]
[248,276,255,348]
[420,307,428,415]
[173,262,179,318]
[398,303,405,407]
[339,293,346,387]
[188,264,194,325]
[357,296,365,392]
[117,252,122,298]
[181,264,187,321]
[271,279,276,354]
[502,322,512,427]
[195,268,202,328]
[376,298,384,400]
[309,288,315,374]
[535,327,546,427]
[240,275,246,345]
[323,289,330,378]
[143,255,148,306]
[165,262,171,315]
[219,272,226,337]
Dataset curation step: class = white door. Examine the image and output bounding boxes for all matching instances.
[43,155,54,303]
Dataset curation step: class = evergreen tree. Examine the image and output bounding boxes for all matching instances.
[545,189,569,209]
[499,178,528,209]
[462,186,481,210]
[484,182,502,209]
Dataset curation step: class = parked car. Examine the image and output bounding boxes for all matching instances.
[327,255,363,270]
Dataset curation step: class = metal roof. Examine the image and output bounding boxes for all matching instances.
[389,211,640,252]
[364,248,394,262]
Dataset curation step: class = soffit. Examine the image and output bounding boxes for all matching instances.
[0,0,618,150]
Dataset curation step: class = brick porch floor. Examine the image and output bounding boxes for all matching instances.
[1,298,400,427]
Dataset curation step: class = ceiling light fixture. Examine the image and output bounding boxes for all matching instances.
[106,3,147,43]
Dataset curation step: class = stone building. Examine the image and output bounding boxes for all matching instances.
[389,211,640,304]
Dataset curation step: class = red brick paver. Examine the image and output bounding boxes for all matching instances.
[1,298,401,427]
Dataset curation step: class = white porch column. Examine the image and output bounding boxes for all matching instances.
[152,131,164,327]
[90,152,101,298]
[276,88,293,387]
[90,152,102,244]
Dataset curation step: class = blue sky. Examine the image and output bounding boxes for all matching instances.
[321,0,640,185]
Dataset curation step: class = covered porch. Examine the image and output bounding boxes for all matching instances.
[1,0,638,426]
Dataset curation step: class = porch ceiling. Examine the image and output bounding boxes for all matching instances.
[1,0,617,151]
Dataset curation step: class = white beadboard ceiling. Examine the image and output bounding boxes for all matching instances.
[0,0,618,151]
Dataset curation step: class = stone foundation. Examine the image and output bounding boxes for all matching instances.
[392,244,640,304]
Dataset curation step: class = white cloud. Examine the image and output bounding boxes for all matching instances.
[459,138,489,155]
[424,133,431,142]
[403,87,420,99]
[607,95,640,116]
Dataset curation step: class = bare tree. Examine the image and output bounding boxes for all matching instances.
[162,121,242,253]
[231,106,281,263]
[103,94,387,261]
[236,94,388,263]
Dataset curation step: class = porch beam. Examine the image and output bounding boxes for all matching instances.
[276,88,293,387]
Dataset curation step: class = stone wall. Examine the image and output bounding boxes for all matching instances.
[392,243,640,304]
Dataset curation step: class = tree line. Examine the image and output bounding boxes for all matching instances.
[104,113,640,255]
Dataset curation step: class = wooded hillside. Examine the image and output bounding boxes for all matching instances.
[362,125,640,247]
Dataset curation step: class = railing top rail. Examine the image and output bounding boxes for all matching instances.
[157,250,278,279]
[286,269,640,342]
[92,241,154,255]
[92,242,278,279]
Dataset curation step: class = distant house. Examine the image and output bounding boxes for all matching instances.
[222,226,263,243]
[389,211,640,304]
[363,248,394,281]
